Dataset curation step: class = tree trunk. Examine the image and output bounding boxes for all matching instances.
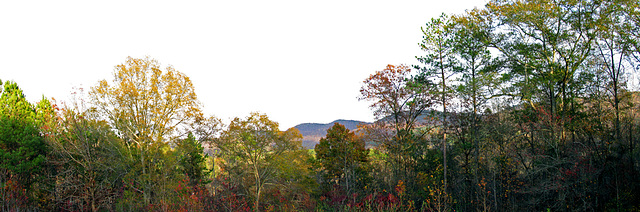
[254,162,261,212]
[439,39,448,209]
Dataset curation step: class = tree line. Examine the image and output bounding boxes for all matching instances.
[2,0,640,211]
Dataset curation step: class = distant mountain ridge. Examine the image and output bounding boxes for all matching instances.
[294,119,370,149]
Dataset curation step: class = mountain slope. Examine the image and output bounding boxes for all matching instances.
[294,119,369,149]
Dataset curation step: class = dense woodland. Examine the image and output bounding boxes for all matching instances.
[2,0,640,211]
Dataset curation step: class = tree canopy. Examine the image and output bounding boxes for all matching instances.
[2,0,640,210]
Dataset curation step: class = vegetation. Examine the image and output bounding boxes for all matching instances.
[1,0,640,211]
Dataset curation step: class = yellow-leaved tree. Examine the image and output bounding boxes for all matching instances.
[89,56,203,205]
[215,112,303,211]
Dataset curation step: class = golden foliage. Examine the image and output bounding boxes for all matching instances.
[90,56,203,145]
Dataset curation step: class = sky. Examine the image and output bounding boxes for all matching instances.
[1,0,487,130]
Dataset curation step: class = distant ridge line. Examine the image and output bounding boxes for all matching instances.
[294,119,370,149]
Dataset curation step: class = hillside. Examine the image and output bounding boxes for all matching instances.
[294,119,370,149]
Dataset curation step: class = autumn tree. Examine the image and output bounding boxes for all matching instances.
[89,56,203,205]
[215,112,303,211]
[188,115,222,145]
[359,64,430,189]
[359,64,430,132]
[47,102,126,212]
[315,123,369,195]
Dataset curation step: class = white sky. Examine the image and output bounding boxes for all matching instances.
[1,0,487,130]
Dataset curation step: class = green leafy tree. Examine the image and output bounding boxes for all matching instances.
[471,0,640,210]
[0,81,49,210]
[416,14,456,205]
[175,133,210,186]
[618,0,640,65]
[591,0,637,142]
[448,9,503,210]
[486,0,601,144]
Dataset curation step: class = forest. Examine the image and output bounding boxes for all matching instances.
[2,0,640,211]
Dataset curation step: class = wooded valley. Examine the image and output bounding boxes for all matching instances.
[2,0,640,211]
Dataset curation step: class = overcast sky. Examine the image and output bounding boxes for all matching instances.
[1,0,487,130]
